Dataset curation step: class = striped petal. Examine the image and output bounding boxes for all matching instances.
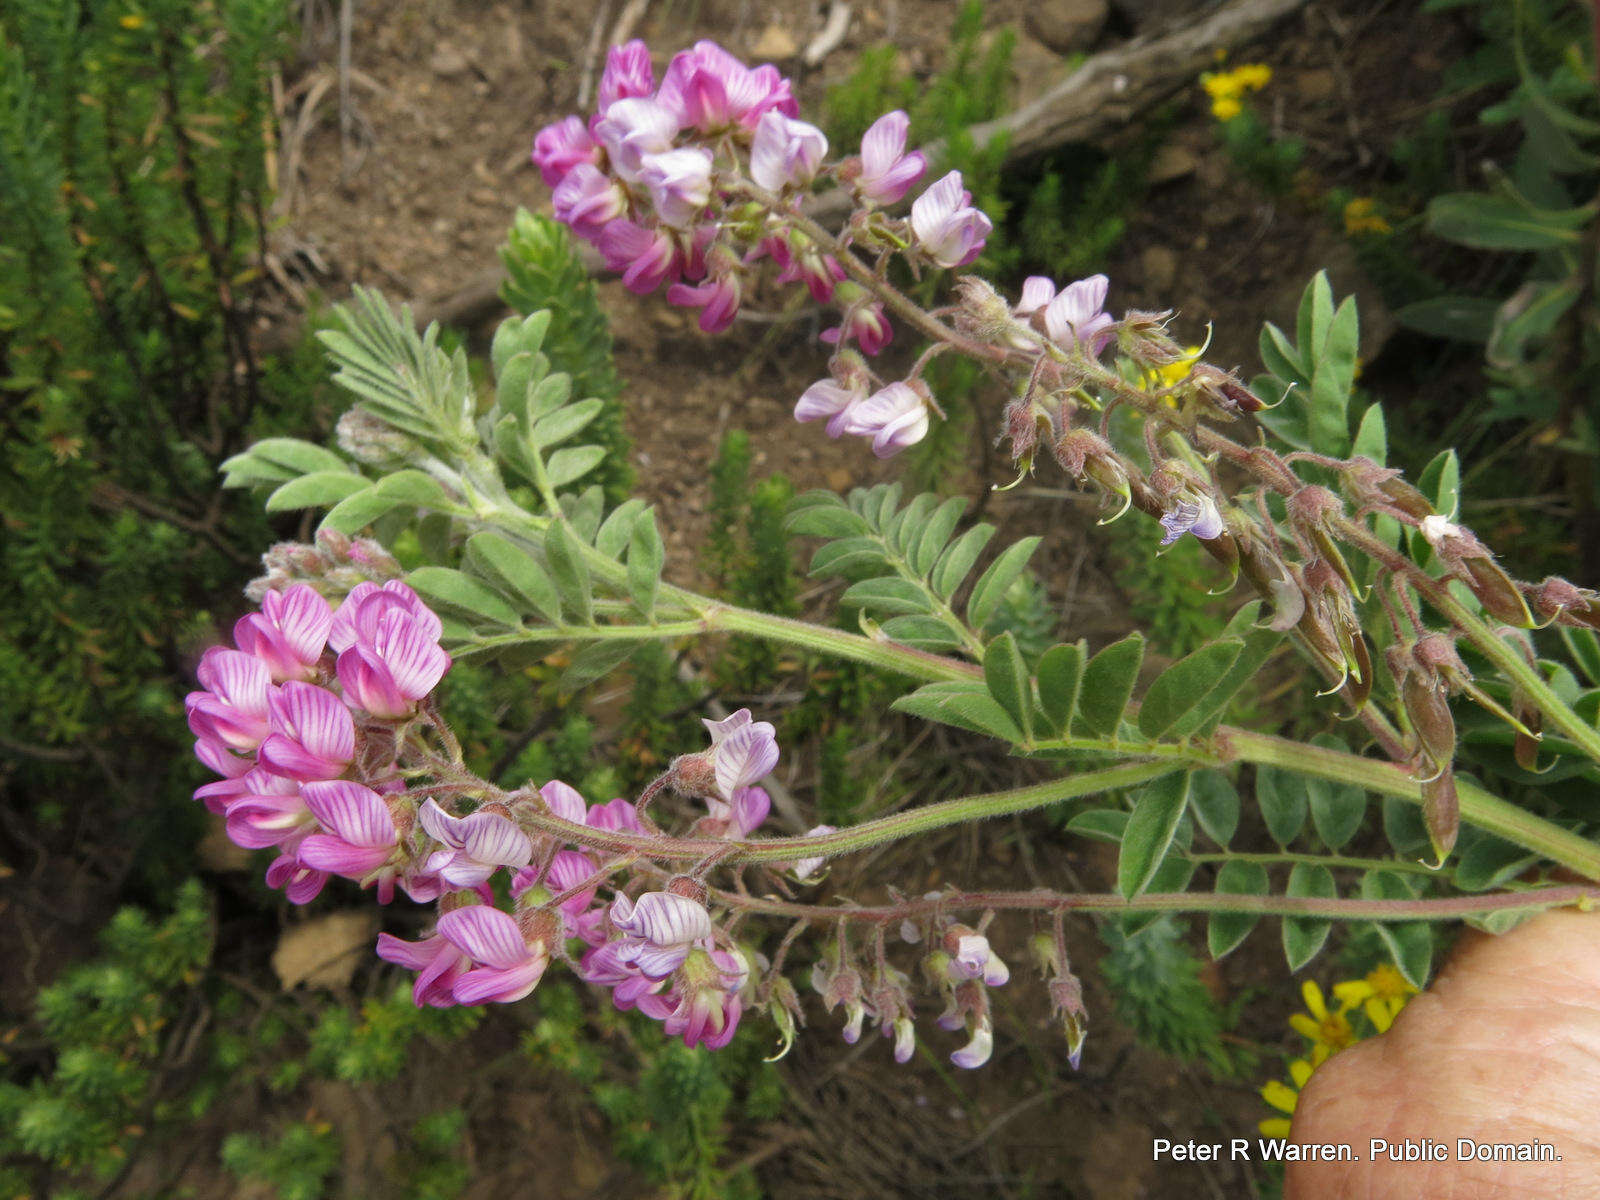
[436,906,530,970]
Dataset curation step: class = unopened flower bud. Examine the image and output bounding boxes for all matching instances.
[1421,768,1459,864]
[1186,362,1264,415]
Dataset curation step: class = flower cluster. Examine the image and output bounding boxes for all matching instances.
[1258,969,1417,1138]
[1199,62,1271,121]
[534,39,1001,459]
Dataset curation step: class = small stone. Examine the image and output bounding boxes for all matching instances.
[1146,143,1198,186]
[429,44,471,78]
[1139,245,1178,293]
[272,911,379,990]
[752,23,798,60]
[1024,0,1109,54]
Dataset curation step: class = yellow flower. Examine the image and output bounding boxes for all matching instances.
[1343,197,1392,236]
[1200,71,1242,101]
[1259,1057,1315,1138]
[1153,346,1203,388]
[1287,980,1356,1055]
[1235,63,1272,91]
[119,13,145,28]
[1211,96,1242,122]
[1333,964,1416,1033]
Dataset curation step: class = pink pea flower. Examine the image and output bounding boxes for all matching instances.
[579,941,665,1009]
[256,681,353,781]
[656,41,797,132]
[297,780,400,886]
[437,906,550,1005]
[702,785,770,838]
[587,797,645,833]
[821,292,893,356]
[222,769,309,848]
[599,218,683,294]
[512,848,603,932]
[651,947,747,1049]
[1015,275,1057,317]
[842,382,930,458]
[334,601,451,720]
[598,40,654,109]
[909,171,991,269]
[419,798,533,888]
[232,584,333,682]
[1042,274,1115,355]
[265,846,329,905]
[702,709,780,800]
[853,111,926,206]
[591,97,678,184]
[610,891,714,977]
[749,112,828,192]
[376,929,472,1007]
[539,778,589,823]
[794,378,867,438]
[532,115,598,188]
[667,269,741,333]
[553,163,628,239]
[328,581,441,653]
[767,234,844,302]
[187,647,273,754]
[638,147,714,228]
[1158,496,1225,546]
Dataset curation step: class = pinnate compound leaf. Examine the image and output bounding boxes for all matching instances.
[594,500,646,558]
[244,437,353,479]
[266,471,372,512]
[1117,771,1191,900]
[787,493,869,538]
[1306,736,1366,851]
[1064,808,1128,844]
[1208,860,1269,959]
[879,615,966,651]
[627,508,664,618]
[464,532,562,622]
[560,640,637,692]
[1073,633,1144,737]
[910,496,967,576]
[966,537,1041,631]
[376,469,453,509]
[1256,765,1307,845]
[1137,639,1242,740]
[891,681,1023,744]
[545,444,606,488]
[1282,863,1336,971]
[320,487,408,535]
[544,522,593,624]
[983,632,1032,740]
[1360,870,1432,989]
[1035,641,1086,736]
[1188,769,1240,846]
[407,566,521,629]
[931,524,996,599]
[840,577,932,616]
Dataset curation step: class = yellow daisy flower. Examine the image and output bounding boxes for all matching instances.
[1343,197,1392,236]
[1211,96,1243,122]
[1259,1057,1314,1138]
[1287,980,1356,1056]
[1332,963,1416,1033]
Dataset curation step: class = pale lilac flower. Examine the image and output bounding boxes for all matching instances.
[590,97,679,183]
[297,779,400,882]
[794,378,867,438]
[951,1018,994,1069]
[580,941,665,1009]
[376,929,471,1007]
[1042,274,1115,355]
[656,41,797,132]
[1158,496,1225,546]
[1015,275,1057,316]
[610,890,714,977]
[703,709,780,799]
[437,906,550,1004]
[638,146,714,228]
[890,1017,916,1063]
[946,930,1010,987]
[909,171,991,269]
[532,115,598,188]
[749,112,827,192]
[232,584,333,682]
[598,218,682,294]
[854,110,927,206]
[256,681,353,781]
[420,798,533,888]
[598,40,654,109]
[842,382,930,458]
[790,824,836,882]
[187,648,272,753]
[335,602,451,720]
[552,163,627,238]
[667,270,741,333]
[222,770,309,848]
